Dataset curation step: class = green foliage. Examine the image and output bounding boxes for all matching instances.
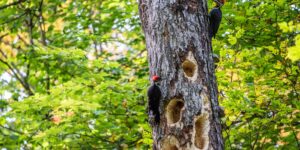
[0,0,150,149]
[0,0,299,149]
[214,0,300,149]
[287,34,300,62]
[3,54,150,148]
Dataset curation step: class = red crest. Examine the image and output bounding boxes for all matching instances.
[152,75,160,82]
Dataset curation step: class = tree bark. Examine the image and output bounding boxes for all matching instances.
[139,0,224,149]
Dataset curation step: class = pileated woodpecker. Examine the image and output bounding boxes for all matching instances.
[209,0,225,39]
[147,75,161,124]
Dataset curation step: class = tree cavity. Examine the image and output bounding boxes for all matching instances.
[193,113,210,149]
[166,99,184,124]
[182,51,198,81]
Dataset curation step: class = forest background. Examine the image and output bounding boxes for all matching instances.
[0,0,299,149]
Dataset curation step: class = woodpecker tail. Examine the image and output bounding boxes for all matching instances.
[154,112,160,124]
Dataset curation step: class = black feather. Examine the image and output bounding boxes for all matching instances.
[147,83,161,124]
[209,7,222,39]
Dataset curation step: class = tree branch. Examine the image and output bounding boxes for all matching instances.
[0,12,27,25]
[35,0,50,94]
[0,124,24,134]
[37,0,46,46]
[0,33,8,40]
[0,49,33,95]
[0,0,27,10]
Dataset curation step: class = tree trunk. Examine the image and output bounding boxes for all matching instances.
[139,0,224,149]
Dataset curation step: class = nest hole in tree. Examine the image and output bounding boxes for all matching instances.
[194,113,210,149]
[163,145,178,150]
[182,59,196,77]
[161,136,179,150]
[166,99,184,124]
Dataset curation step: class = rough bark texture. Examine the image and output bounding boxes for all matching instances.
[139,0,224,149]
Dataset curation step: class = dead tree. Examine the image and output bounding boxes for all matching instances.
[139,0,224,149]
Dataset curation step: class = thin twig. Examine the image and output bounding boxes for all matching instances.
[36,0,50,94]
[17,34,30,46]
